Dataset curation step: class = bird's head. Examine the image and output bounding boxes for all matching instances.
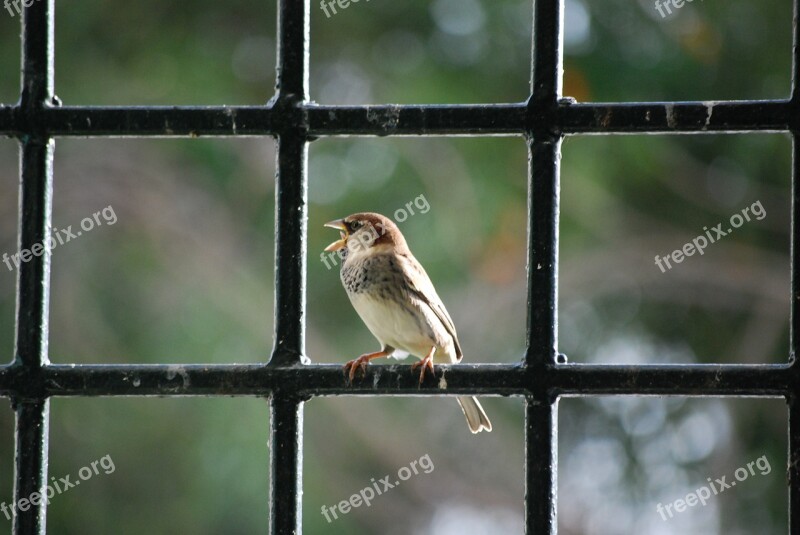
[324,212,408,256]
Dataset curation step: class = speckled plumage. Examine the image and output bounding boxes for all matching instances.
[342,251,441,356]
[326,212,491,433]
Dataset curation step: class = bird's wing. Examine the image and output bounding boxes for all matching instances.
[397,252,463,361]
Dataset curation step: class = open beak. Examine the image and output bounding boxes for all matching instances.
[324,219,348,252]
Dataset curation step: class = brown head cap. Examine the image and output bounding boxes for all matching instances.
[343,212,408,251]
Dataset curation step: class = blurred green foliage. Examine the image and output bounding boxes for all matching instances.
[0,0,794,533]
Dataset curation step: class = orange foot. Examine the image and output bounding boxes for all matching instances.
[343,349,392,383]
[411,347,436,384]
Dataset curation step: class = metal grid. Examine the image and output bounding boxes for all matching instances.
[0,0,798,533]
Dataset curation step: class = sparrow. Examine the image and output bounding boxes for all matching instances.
[324,212,492,433]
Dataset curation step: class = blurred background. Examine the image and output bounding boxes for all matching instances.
[0,0,792,533]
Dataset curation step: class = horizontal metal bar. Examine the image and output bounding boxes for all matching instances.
[0,104,15,131]
[552,363,794,396]
[0,100,794,138]
[560,100,795,134]
[0,362,793,398]
[7,106,279,137]
[306,104,527,135]
[27,363,528,397]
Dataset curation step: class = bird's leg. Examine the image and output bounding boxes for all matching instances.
[344,348,393,382]
[411,346,436,384]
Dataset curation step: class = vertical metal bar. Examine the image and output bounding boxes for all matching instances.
[530,0,563,105]
[14,0,54,532]
[789,0,800,529]
[270,396,304,534]
[527,0,563,365]
[526,1,563,533]
[793,0,800,104]
[790,0,800,353]
[271,0,309,365]
[271,135,308,364]
[19,0,54,108]
[270,0,309,533]
[13,402,50,535]
[790,120,800,534]
[13,138,54,535]
[525,135,560,535]
[14,138,53,370]
[526,397,557,533]
[789,396,800,533]
[275,0,309,102]
[526,136,561,365]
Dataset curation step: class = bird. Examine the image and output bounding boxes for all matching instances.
[324,212,492,433]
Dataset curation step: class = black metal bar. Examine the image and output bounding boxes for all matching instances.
[790,395,800,534]
[550,363,794,396]
[19,1,52,109]
[270,0,309,366]
[274,0,307,103]
[526,136,561,366]
[559,100,795,134]
[13,0,54,532]
[527,0,562,364]
[13,401,50,535]
[0,363,791,397]
[790,0,800,525]
[793,0,800,105]
[307,104,527,135]
[271,133,308,366]
[33,363,528,397]
[0,105,16,131]
[270,395,304,534]
[525,398,557,533]
[1,101,795,138]
[36,106,277,137]
[269,0,309,533]
[527,0,563,531]
[14,137,53,373]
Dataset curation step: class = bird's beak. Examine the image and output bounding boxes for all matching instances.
[324,219,348,252]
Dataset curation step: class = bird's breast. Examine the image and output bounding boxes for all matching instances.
[341,253,397,295]
[340,253,457,362]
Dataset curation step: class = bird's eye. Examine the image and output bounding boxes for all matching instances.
[350,221,362,231]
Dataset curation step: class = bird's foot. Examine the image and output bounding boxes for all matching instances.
[411,347,436,384]
[343,350,391,383]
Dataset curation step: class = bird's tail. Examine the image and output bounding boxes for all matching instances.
[456,396,492,433]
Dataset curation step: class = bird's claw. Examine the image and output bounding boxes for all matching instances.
[343,349,393,384]
[343,356,371,383]
[411,355,435,384]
